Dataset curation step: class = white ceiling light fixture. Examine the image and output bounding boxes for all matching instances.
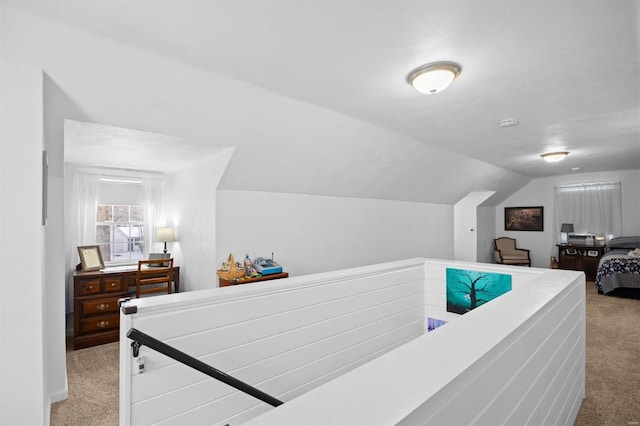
[408,61,461,95]
[541,151,570,162]
[500,119,519,128]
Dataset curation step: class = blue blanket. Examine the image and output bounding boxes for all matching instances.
[595,250,640,294]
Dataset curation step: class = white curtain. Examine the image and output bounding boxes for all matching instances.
[65,169,99,313]
[554,182,622,244]
[65,169,165,313]
[143,177,165,256]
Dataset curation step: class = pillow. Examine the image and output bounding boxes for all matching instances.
[609,236,640,249]
[629,248,640,257]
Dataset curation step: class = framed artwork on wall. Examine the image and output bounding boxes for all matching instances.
[504,206,544,231]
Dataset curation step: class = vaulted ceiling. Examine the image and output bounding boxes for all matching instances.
[2,0,639,204]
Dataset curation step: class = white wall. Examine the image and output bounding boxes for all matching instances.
[44,174,67,405]
[165,149,234,291]
[44,72,81,408]
[495,170,640,268]
[0,61,47,425]
[216,190,453,279]
[454,191,495,262]
[477,205,496,263]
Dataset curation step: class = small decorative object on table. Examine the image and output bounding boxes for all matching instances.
[252,256,283,275]
[244,254,253,276]
[217,253,246,281]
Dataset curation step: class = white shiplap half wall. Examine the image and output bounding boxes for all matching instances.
[120,258,585,426]
[119,259,427,425]
[245,262,585,426]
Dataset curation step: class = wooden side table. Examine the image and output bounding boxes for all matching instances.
[219,272,289,287]
[556,244,606,280]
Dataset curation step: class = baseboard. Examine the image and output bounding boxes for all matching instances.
[45,397,51,426]
[50,388,69,404]
[49,371,69,403]
[46,388,68,426]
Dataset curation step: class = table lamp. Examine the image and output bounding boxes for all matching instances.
[156,227,176,254]
[560,223,574,245]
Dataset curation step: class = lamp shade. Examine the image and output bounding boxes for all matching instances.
[155,227,176,243]
[560,223,574,233]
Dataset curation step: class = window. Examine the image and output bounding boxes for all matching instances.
[96,204,145,263]
[554,182,622,243]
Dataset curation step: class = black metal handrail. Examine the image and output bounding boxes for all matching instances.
[127,327,283,407]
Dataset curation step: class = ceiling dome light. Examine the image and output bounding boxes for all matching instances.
[541,151,569,162]
[408,61,461,95]
[500,118,519,128]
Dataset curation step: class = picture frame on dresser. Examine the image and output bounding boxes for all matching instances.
[77,245,105,272]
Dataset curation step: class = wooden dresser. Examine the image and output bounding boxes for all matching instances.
[556,244,606,281]
[73,266,180,349]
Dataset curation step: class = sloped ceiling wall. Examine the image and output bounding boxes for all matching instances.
[2,5,531,205]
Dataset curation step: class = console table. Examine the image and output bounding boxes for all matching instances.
[73,265,180,349]
[556,244,606,281]
[219,272,289,287]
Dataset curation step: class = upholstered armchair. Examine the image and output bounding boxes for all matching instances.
[494,237,531,267]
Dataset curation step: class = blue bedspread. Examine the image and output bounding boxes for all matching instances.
[595,250,640,293]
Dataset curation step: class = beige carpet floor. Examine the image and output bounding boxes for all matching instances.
[50,340,119,425]
[574,282,640,425]
[51,281,639,425]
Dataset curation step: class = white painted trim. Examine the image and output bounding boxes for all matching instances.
[119,309,133,426]
[49,388,68,404]
[125,258,427,315]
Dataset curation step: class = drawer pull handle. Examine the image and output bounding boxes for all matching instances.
[96,303,109,311]
[96,321,109,328]
[110,282,116,287]
[88,285,94,290]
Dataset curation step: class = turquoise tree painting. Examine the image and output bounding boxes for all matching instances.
[446,268,512,314]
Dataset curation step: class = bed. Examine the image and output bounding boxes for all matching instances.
[595,236,640,296]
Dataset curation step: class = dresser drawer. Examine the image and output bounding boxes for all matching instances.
[77,314,119,335]
[73,266,178,349]
[103,276,125,293]
[126,274,138,287]
[76,278,101,296]
[80,297,120,315]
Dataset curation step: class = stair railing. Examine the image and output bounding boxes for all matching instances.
[126,327,284,407]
